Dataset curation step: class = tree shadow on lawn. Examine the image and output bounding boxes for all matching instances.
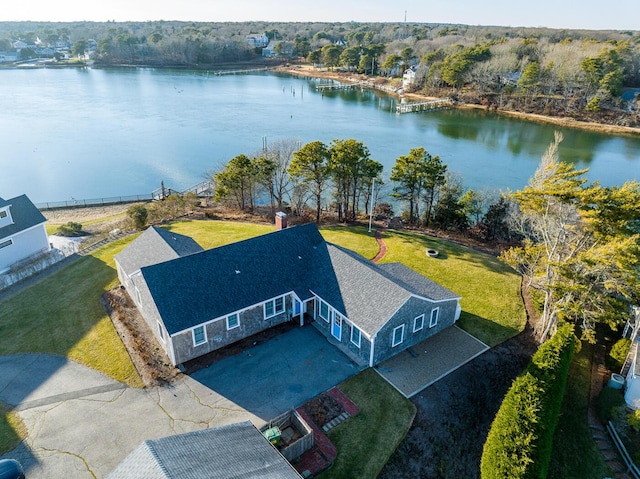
[458,311,522,347]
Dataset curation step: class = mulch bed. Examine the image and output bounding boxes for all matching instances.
[294,387,359,476]
[103,288,182,387]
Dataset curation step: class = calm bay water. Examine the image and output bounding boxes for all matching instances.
[0,67,638,204]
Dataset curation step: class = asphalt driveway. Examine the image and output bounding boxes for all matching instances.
[190,324,363,420]
[0,326,361,478]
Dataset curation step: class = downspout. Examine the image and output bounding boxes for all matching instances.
[369,333,377,367]
[168,335,177,366]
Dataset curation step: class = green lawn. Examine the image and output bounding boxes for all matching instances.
[0,236,142,387]
[319,225,380,260]
[547,341,612,478]
[319,369,416,479]
[164,220,274,249]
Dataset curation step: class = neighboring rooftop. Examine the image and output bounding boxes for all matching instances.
[114,225,204,275]
[0,194,47,239]
[107,421,302,479]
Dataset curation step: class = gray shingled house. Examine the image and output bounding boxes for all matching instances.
[114,221,461,367]
[107,421,302,478]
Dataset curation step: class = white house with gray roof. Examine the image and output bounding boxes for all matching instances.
[114,221,461,367]
[0,194,50,273]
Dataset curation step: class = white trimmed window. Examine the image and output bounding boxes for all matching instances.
[430,308,439,328]
[351,326,361,348]
[0,210,7,218]
[0,239,12,249]
[413,314,425,333]
[319,299,329,322]
[227,313,239,330]
[392,325,405,347]
[157,322,165,342]
[264,296,286,319]
[193,325,206,346]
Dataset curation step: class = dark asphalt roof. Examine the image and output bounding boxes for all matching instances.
[141,223,325,334]
[135,223,459,337]
[107,421,302,479]
[115,226,203,275]
[0,195,46,240]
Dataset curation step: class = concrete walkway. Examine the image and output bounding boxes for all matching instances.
[0,327,361,479]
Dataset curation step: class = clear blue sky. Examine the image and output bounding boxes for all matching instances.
[2,0,638,31]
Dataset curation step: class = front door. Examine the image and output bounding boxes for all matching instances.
[332,313,342,341]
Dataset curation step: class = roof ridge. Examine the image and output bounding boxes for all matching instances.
[144,441,171,479]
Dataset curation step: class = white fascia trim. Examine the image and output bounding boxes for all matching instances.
[410,293,462,304]
[171,290,296,337]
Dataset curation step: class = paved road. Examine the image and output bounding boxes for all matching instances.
[0,327,361,478]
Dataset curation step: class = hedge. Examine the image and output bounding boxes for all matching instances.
[481,323,576,479]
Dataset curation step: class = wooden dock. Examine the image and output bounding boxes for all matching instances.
[209,67,269,76]
[315,81,368,92]
[396,98,454,114]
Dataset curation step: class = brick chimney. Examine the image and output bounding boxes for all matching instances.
[275,211,288,230]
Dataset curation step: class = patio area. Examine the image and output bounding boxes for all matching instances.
[375,326,489,397]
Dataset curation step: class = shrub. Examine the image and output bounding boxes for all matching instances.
[596,387,625,424]
[56,221,83,237]
[481,323,576,479]
[606,338,631,372]
[127,204,148,229]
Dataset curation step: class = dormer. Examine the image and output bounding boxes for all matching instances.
[0,199,13,229]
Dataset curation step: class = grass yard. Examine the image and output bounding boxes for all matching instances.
[0,404,26,455]
[0,236,142,387]
[163,219,273,249]
[547,341,612,478]
[319,369,416,479]
[319,225,380,260]
[379,229,526,346]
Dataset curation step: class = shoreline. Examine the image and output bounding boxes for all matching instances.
[276,64,640,137]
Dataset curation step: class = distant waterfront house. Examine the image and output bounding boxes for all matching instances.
[0,52,18,63]
[403,66,417,88]
[107,421,302,479]
[114,218,461,367]
[246,33,270,48]
[0,195,50,274]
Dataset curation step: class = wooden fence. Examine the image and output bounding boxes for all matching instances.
[261,408,314,462]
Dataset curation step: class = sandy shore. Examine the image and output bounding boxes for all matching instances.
[42,204,136,224]
[276,65,640,136]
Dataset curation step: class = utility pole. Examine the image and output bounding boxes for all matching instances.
[368,179,376,233]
